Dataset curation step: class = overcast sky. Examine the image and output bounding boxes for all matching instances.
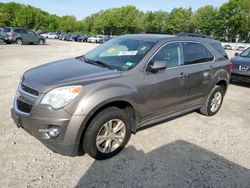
[2,0,229,20]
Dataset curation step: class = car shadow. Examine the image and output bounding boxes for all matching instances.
[231,81,250,88]
[76,140,250,188]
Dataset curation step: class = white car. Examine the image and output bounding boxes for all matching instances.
[87,35,105,43]
[40,32,57,39]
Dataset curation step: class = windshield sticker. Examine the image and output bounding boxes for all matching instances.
[126,62,134,66]
[139,46,147,51]
[107,48,116,53]
[118,51,138,56]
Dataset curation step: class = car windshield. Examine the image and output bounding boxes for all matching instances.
[83,37,155,71]
[240,48,250,57]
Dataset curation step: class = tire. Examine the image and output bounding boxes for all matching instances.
[16,38,23,45]
[199,85,225,116]
[38,39,44,45]
[83,107,132,160]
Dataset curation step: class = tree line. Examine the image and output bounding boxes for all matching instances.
[0,0,249,42]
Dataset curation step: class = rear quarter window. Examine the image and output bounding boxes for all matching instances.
[210,43,228,60]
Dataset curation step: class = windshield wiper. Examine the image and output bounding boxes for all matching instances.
[81,56,112,70]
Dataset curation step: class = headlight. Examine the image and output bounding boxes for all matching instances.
[41,86,82,109]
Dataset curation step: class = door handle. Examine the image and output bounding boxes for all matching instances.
[208,66,214,70]
[178,72,188,79]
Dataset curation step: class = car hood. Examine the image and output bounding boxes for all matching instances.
[22,58,121,93]
[231,56,250,65]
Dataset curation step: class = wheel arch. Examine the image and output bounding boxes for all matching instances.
[75,98,139,154]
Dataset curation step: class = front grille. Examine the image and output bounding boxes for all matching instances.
[21,83,39,96]
[17,99,33,113]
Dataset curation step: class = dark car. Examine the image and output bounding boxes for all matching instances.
[59,33,68,40]
[11,33,231,160]
[75,35,90,42]
[69,34,81,41]
[1,27,45,45]
[231,47,250,82]
[62,34,74,41]
[0,28,4,41]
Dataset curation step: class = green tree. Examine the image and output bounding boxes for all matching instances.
[163,8,193,34]
[218,0,250,42]
[143,11,168,33]
[15,6,36,28]
[59,15,77,32]
[91,6,144,35]
[192,6,219,36]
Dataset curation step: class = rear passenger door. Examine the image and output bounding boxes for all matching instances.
[182,42,215,106]
[27,30,38,43]
[19,29,29,43]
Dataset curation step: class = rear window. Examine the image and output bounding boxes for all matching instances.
[210,43,228,60]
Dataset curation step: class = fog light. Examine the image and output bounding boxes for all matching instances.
[39,127,60,139]
[48,128,59,137]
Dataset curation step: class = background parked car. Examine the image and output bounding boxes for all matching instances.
[1,27,45,45]
[224,44,232,50]
[0,28,4,41]
[76,34,90,42]
[70,34,81,41]
[40,32,58,39]
[231,47,250,82]
[237,46,246,51]
[87,35,105,43]
[59,33,71,41]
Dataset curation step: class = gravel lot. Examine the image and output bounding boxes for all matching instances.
[0,40,250,188]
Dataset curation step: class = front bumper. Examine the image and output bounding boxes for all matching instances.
[231,73,250,82]
[11,95,85,156]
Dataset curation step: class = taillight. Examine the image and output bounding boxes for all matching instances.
[228,62,233,73]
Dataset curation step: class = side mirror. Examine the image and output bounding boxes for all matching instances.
[147,60,167,73]
[235,53,239,56]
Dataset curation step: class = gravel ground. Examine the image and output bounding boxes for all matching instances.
[0,40,250,188]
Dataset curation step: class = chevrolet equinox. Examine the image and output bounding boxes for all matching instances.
[11,34,232,159]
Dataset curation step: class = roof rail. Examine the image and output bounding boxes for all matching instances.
[145,31,172,34]
[177,32,213,39]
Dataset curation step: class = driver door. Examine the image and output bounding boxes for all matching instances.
[141,42,189,121]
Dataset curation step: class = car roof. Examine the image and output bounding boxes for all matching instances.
[120,34,219,44]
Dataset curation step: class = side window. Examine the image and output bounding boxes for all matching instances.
[14,29,20,33]
[27,30,35,35]
[21,29,28,34]
[210,43,228,60]
[183,43,214,65]
[151,42,183,68]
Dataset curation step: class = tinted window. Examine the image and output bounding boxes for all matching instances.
[183,43,214,65]
[3,28,11,32]
[20,29,27,34]
[210,43,228,59]
[151,42,183,68]
[14,29,21,33]
[27,30,35,35]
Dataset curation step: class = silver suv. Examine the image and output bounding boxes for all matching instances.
[2,27,45,45]
[11,34,232,159]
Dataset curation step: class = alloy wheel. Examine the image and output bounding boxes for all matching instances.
[96,119,126,153]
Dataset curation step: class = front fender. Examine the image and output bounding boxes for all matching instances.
[64,84,140,152]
